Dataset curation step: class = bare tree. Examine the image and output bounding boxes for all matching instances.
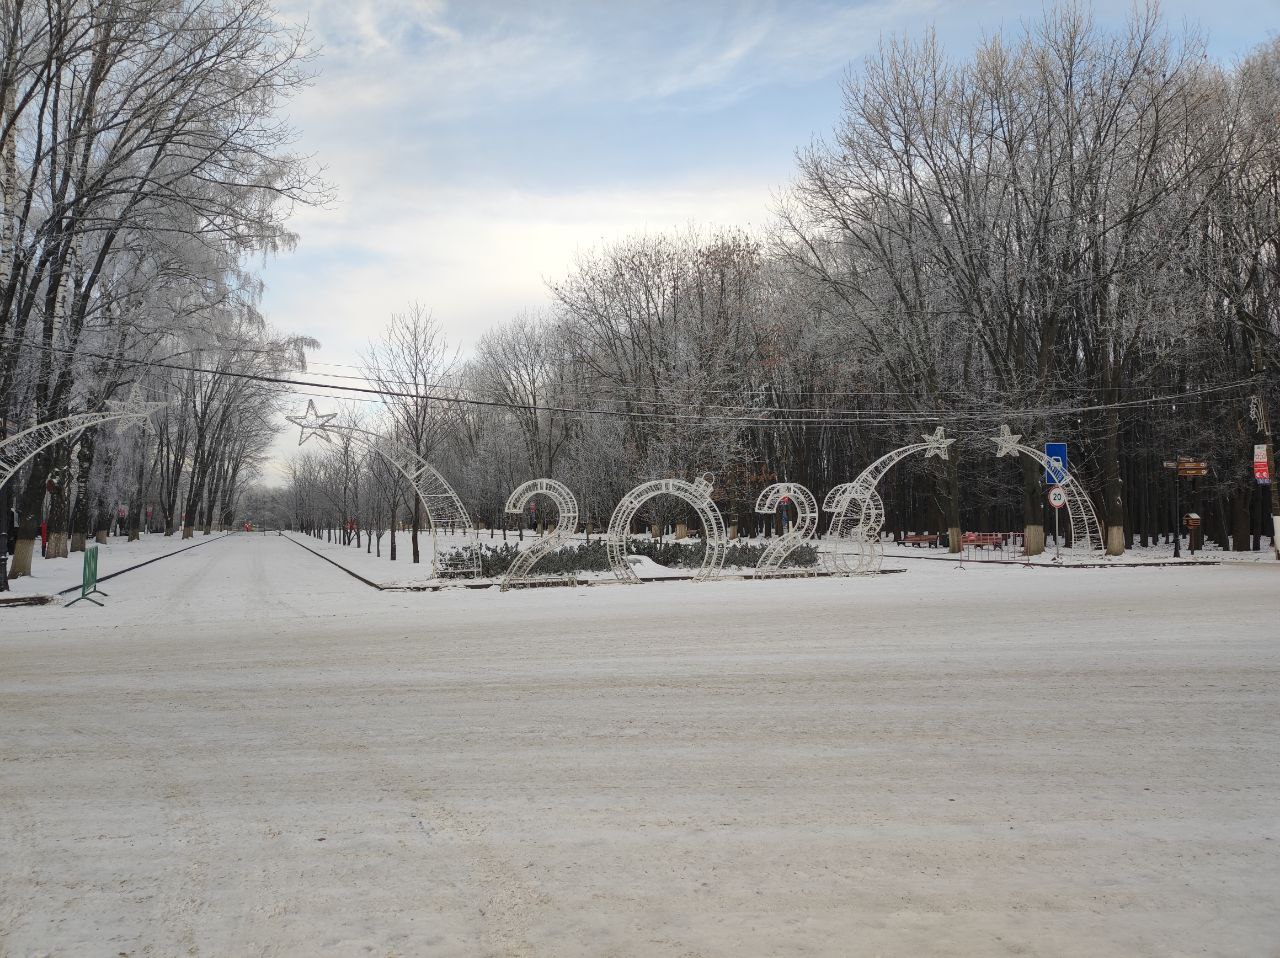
[362,305,462,564]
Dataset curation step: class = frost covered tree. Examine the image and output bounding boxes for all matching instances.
[0,0,322,583]
[361,305,462,564]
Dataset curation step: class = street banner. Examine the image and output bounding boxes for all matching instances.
[1255,444,1271,484]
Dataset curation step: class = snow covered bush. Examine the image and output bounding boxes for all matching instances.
[478,539,818,576]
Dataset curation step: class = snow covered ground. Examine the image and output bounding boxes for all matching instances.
[3,531,237,599]
[279,528,1275,594]
[1,534,1277,955]
[10,526,1267,600]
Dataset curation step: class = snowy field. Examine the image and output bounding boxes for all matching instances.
[1,534,1277,955]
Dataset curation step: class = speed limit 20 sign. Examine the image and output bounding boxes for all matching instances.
[1047,485,1067,509]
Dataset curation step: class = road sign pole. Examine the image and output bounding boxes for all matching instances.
[1046,485,1066,560]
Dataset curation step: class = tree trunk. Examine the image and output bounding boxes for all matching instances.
[0,485,9,592]
[46,488,69,559]
[94,494,110,544]
[411,497,421,564]
[943,457,962,553]
[1021,454,1045,556]
[128,447,146,543]
[1102,411,1125,556]
[1229,489,1250,552]
[8,448,49,577]
[69,431,96,554]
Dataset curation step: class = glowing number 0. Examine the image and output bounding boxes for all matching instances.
[606,475,728,583]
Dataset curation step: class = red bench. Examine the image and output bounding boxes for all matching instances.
[901,534,941,547]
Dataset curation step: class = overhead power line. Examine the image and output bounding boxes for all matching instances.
[1,336,1260,429]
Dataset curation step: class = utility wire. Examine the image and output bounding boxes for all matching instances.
[1,336,1260,427]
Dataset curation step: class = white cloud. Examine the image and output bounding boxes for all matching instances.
[261,177,775,360]
[258,176,777,484]
[277,0,939,130]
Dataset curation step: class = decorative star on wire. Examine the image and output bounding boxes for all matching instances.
[105,382,147,417]
[920,426,955,460]
[991,424,1024,458]
[105,382,163,433]
[286,399,337,446]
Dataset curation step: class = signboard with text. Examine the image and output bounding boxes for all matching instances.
[1255,444,1271,485]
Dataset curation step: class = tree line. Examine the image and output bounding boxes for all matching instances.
[281,7,1279,562]
[5,2,1278,588]
[0,0,321,589]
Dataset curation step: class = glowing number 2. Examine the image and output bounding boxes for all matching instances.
[500,479,579,591]
[753,482,818,577]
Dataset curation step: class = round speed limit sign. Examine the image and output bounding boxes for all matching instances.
[1047,485,1067,509]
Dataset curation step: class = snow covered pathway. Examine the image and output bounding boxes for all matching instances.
[1,535,1277,955]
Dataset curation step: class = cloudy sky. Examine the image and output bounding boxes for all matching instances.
[260,0,1280,371]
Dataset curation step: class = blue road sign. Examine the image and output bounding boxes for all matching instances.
[1045,442,1068,484]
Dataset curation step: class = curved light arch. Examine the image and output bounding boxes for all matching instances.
[500,478,579,591]
[0,387,163,491]
[606,475,727,584]
[753,482,818,578]
[825,427,955,575]
[991,424,1103,552]
[287,401,480,578]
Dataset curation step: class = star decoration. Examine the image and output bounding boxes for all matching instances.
[105,382,164,433]
[991,424,1024,458]
[920,426,956,460]
[286,399,336,446]
[105,382,148,417]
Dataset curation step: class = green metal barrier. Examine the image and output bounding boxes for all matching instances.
[65,545,108,607]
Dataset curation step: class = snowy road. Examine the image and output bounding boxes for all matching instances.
[2,534,1277,955]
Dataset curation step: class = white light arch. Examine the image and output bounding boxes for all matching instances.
[991,424,1103,552]
[753,482,818,577]
[606,475,727,584]
[287,401,480,578]
[0,387,163,491]
[825,427,955,575]
[500,478,579,590]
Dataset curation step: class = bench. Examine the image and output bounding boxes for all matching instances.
[901,534,941,547]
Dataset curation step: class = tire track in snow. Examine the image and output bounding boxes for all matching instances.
[140,763,214,953]
[405,786,552,956]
